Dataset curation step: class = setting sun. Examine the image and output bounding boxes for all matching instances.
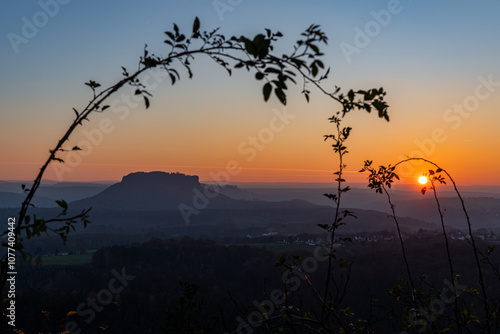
[418,176,428,184]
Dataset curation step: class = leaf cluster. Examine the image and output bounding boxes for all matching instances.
[359,160,400,194]
[0,200,91,262]
[420,168,446,195]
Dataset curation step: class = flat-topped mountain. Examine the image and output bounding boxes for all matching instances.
[71,171,317,211]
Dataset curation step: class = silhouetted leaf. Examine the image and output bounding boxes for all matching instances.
[263,83,272,102]
[55,200,68,211]
[143,57,158,68]
[274,88,286,105]
[256,38,270,59]
[324,193,338,202]
[255,72,264,80]
[317,224,329,231]
[165,31,175,41]
[311,64,318,77]
[193,17,200,34]
[264,67,281,74]
[243,37,256,57]
[347,89,354,101]
[144,96,150,109]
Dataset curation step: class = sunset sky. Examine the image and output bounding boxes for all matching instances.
[1,1,499,185]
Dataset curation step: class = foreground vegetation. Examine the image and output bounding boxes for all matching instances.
[9,237,500,333]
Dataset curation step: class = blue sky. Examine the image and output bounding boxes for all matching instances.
[1,1,500,184]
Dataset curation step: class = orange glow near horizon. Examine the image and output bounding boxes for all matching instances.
[1,89,500,186]
[1,154,500,186]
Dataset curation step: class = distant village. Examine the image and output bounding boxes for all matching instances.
[39,228,500,258]
[244,228,500,246]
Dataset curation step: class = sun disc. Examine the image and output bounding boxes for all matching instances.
[418,176,428,184]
